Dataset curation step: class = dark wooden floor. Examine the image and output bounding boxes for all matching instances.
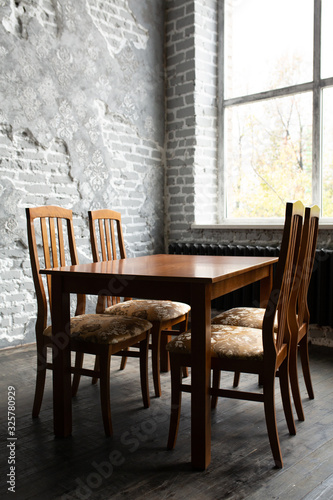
[1,343,332,500]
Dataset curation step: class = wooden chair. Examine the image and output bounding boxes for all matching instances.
[212,205,320,421]
[166,201,304,468]
[26,206,152,436]
[286,204,319,419]
[88,209,190,397]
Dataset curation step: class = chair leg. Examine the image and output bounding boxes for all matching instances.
[160,332,188,378]
[160,335,188,380]
[211,367,221,409]
[160,331,171,372]
[179,316,189,379]
[161,317,189,379]
[289,339,305,421]
[151,323,163,397]
[263,374,283,468]
[233,371,240,388]
[167,354,183,450]
[99,350,113,436]
[119,347,129,370]
[299,335,314,399]
[72,352,84,396]
[92,355,100,385]
[234,372,262,387]
[279,358,297,433]
[32,343,48,418]
[139,335,150,409]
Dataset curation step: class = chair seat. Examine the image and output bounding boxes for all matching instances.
[212,307,278,332]
[166,324,264,361]
[43,314,152,344]
[105,299,190,322]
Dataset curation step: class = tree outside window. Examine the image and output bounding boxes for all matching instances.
[220,0,333,221]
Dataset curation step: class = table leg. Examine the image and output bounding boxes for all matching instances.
[160,333,171,372]
[190,284,211,470]
[51,275,72,437]
[260,263,274,307]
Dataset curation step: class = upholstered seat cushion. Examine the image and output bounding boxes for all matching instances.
[104,299,190,322]
[43,314,152,344]
[166,325,264,361]
[212,307,278,332]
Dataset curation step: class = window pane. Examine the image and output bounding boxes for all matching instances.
[225,93,313,218]
[322,87,333,217]
[224,0,313,99]
[321,0,333,79]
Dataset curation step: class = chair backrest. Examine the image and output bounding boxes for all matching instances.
[262,201,304,357]
[26,206,85,336]
[88,209,127,312]
[290,204,320,330]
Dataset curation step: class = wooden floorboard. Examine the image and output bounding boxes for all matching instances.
[0,344,332,500]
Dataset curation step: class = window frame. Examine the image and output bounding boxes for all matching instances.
[214,0,333,227]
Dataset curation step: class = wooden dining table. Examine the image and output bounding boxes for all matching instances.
[41,253,278,470]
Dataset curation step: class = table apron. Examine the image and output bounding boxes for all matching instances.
[211,266,271,300]
[61,275,194,303]
[59,266,272,304]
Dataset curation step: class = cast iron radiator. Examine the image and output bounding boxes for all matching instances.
[168,243,333,327]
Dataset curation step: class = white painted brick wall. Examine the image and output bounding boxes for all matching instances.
[0,112,164,347]
[193,0,218,225]
[165,0,196,240]
[0,125,82,347]
[0,0,165,348]
[165,0,218,244]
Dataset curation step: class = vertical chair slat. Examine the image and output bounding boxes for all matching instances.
[99,219,107,262]
[41,218,53,307]
[57,218,66,267]
[106,219,113,305]
[41,218,51,268]
[67,218,79,265]
[106,219,118,304]
[67,217,84,315]
[89,218,99,263]
[49,218,59,268]
[104,219,113,260]
[116,220,127,259]
[104,220,115,305]
[110,220,117,260]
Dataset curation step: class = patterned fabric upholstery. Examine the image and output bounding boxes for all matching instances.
[212,307,278,332]
[166,325,264,361]
[43,314,152,344]
[104,299,190,322]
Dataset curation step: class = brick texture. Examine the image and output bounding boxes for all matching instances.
[165,0,218,245]
[0,0,165,347]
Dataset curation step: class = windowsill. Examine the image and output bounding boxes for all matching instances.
[192,222,333,230]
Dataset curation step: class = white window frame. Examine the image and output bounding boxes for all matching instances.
[212,0,333,228]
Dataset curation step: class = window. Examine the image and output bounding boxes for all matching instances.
[219,0,333,222]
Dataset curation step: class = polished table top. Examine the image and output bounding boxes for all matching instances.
[42,253,277,284]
